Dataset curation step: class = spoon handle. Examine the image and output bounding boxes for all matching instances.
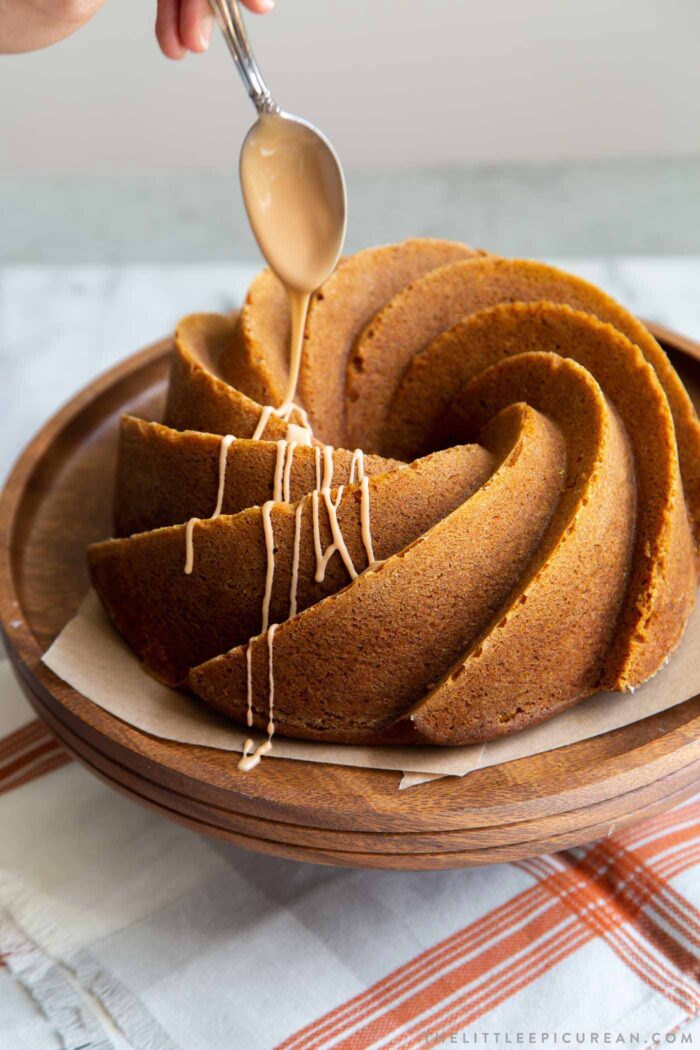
[208,0,279,113]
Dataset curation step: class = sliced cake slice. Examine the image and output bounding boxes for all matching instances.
[90,443,495,686]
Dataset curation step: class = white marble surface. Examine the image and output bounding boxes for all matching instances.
[2,257,700,484]
[5,162,700,264]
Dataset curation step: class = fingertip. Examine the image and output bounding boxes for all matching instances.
[182,14,214,53]
[156,1,187,59]
[160,40,188,59]
[179,0,216,53]
[158,36,187,59]
[198,14,215,51]
[243,0,275,13]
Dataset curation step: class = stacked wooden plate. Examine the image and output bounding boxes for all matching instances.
[1,322,699,869]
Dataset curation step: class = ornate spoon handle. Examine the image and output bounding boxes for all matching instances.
[208,0,279,114]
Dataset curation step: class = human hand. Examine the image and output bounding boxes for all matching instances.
[0,0,273,56]
[157,0,274,59]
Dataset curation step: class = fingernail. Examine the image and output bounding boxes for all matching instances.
[199,14,215,50]
[260,0,275,11]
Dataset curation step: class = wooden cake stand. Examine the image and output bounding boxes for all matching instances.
[1,322,699,870]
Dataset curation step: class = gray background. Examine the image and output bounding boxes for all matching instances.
[2,0,700,263]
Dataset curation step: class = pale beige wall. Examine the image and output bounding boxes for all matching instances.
[1,0,699,175]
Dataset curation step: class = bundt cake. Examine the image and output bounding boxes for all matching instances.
[88,238,700,755]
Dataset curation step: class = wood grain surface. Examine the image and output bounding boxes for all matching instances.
[1,322,699,870]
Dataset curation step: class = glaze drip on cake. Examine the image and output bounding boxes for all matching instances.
[248,432,378,763]
[180,304,381,767]
[239,622,278,772]
[184,433,236,574]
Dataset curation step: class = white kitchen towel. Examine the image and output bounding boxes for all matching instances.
[0,658,698,1050]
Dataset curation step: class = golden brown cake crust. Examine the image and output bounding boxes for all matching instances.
[89,241,699,746]
[216,240,485,447]
[344,258,700,549]
[114,416,400,538]
[92,442,494,686]
[391,302,697,691]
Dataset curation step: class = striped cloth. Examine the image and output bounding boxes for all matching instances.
[0,657,698,1050]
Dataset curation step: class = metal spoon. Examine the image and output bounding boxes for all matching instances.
[208,0,347,294]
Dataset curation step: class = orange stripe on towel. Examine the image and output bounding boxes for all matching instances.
[0,720,70,795]
[279,800,700,1050]
[0,719,52,760]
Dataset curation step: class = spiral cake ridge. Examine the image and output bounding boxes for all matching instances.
[88,239,700,747]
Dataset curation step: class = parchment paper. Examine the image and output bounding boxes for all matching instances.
[42,589,700,788]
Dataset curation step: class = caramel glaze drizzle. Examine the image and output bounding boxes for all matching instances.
[184,434,236,575]
[181,375,377,774]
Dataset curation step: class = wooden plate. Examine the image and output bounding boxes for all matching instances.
[1,323,699,870]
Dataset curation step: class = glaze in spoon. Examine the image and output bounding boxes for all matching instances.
[209,0,347,297]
